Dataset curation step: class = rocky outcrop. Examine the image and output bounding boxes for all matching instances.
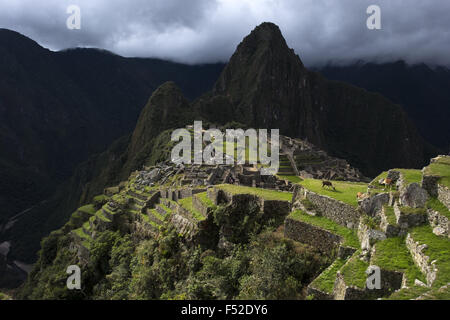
[358,221,386,255]
[359,193,389,216]
[400,183,429,208]
[422,174,441,198]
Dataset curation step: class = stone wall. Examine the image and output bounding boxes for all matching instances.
[427,209,449,238]
[438,184,450,211]
[422,174,440,198]
[70,234,90,265]
[208,187,290,218]
[406,233,438,286]
[170,210,197,239]
[192,194,211,218]
[333,267,403,300]
[394,203,428,233]
[306,286,333,300]
[295,187,361,229]
[333,272,368,300]
[147,191,161,209]
[284,218,342,254]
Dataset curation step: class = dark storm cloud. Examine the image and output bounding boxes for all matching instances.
[0,0,449,66]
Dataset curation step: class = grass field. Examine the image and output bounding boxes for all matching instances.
[298,179,368,207]
[216,184,292,201]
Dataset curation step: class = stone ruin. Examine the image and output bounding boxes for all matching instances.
[280,136,368,182]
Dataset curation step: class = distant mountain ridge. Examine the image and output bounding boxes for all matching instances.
[0,28,224,226]
[317,60,450,150]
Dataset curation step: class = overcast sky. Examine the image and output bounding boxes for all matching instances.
[0,0,449,66]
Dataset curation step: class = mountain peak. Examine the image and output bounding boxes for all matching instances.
[248,22,284,41]
[232,22,293,60]
[128,82,191,157]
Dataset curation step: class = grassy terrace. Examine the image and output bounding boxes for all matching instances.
[370,171,388,186]
[289,210,359,248]
[370,169,422,189]
[397,169,422,185]
[409,225,450,288]
[178,197,205,221]
[93,194,109,202]
[387,225,450,300]
[196,192,216,208]
[277,175,303,184]
[310,258,346,294]
[73,227,90,240]
[386,285,430,300]
[158,203,173,214]
[297,179,368,207]
[78,204,96,215]
[340,251,369,288]
[427,198,450,219]
[398,206,427,215]
[149,208,165,222]
[95,209,111,222]
[371,237,426,286]
[424,156,450,188]
[383,205,397,225]
[0,292,11,300]
[141,213,159,229]
[73,228,91,249]
[82,221,91,231]
[216,184,292,202]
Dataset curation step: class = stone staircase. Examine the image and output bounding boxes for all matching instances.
[277,153,296,178]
